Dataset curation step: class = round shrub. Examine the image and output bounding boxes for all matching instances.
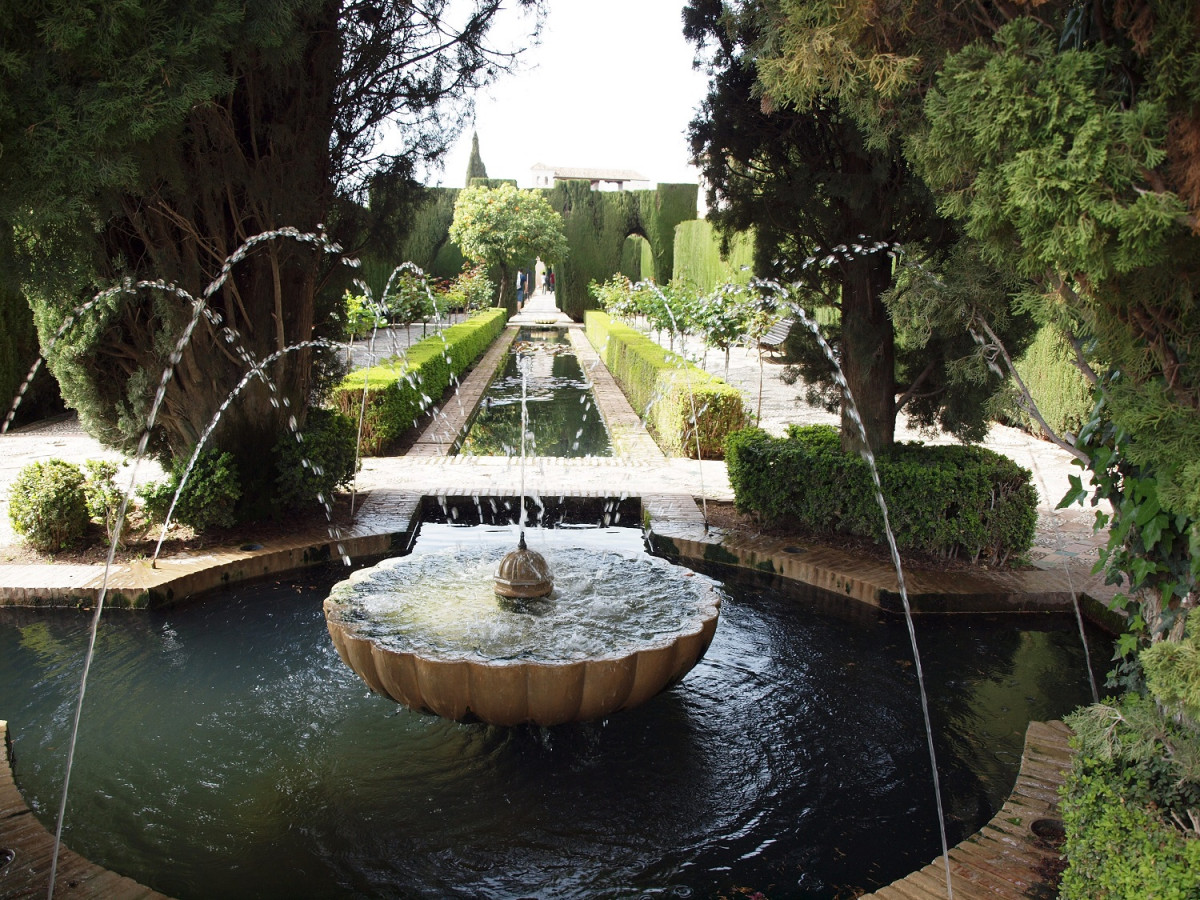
[8,459,90,552]
[139,449,241,533]
[272,407,359,512]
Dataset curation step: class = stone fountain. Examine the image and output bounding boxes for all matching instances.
[325,337,722,727]
[323,537,722,727]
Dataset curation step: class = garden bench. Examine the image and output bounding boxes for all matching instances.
[757,317,795,356]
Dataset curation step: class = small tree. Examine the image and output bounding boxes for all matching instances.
[449,183,567,313]
[694,282,757,379]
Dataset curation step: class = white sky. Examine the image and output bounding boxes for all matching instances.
[423,2,710,189]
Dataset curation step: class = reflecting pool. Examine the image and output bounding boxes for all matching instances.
[0,524,1107,899]
[456,328,611,458]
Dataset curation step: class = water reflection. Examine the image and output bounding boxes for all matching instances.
[0,532,1107,899]
[457,328,612,458]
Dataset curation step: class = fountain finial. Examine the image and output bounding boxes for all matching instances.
[494,534,553,599]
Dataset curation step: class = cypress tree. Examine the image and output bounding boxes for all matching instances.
[466,131,489,184]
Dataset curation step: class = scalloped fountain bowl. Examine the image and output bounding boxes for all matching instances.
[323,544,722,726]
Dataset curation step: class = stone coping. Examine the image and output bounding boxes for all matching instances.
[863,720,1074,899]
[0,719,170,899]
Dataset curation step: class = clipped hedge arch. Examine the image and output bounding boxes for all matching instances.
[547,180,697,320]
[377,180,697,316]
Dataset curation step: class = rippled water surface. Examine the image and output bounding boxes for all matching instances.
[330,545,718,660]
[1,524,1107,899]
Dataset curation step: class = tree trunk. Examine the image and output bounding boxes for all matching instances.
[838,252,896,455]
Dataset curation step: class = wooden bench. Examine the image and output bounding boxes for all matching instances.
[757,317,795,356]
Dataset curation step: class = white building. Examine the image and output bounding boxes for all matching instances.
[529,164,651,192]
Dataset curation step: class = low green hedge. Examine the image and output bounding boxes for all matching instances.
[1059,754,1200,898]
[585,310,747,459]
[725,424,1037,563]
[334,308,506,455]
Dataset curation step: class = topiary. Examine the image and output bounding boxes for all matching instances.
[8,458,90,552]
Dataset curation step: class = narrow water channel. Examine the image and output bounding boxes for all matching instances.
[456,327,611,458]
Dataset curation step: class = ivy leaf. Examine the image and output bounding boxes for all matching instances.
[1058,473,1087,508]
[1140,513,1166,551]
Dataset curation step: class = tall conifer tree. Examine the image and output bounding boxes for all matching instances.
[466,131,489,183]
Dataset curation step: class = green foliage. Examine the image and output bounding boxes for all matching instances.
[343,291,387,339]
[271,407,358,513]
[465,132,488,183]
[693,282,758,355]
[1142,614,1200,727]
[1061,693,1200,898]
[7,459,90,552]
[584,311,747,459]
[1007,324,1095,438]
[1,224,61,428]
[449,183,567,311]
[548,181,698,320]
[725,424,1037,563]
[672,219,755,292]
[619,235,655,282]
[382,269,435,324]
[139,450,240,533]
[1,1,538,486]
[915,16,1200,527]
[334,308,506,455]
[685,1,958,452]
[394,188,464,276]
[442,265,493,314]
[1059,756,1200,899]
[914,19,1183,286]
[1060,406,1199,665]
[82,460,128,546]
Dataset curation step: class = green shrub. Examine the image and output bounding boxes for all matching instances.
[334,308,506,455]
[139,449,241,532]
[82,459,128,545]
[272,407,358,512]
[1059,763,1200,899]
[724,424,1037,563]
[585,310,747,458]
[8,458,90,552]
[343,290,387,339]
[1008,323,1096,438]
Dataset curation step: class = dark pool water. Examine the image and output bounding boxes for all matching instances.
[456,327,612,458]
[0,525,1107,899]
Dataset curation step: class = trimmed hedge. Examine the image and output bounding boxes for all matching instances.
[1010,322,1096,438]
[549,181,698,320]
[725,424,1037,563]
[8,459,90,552]
[334,308,506,455]
[672,219,755,292]
[585,310,747,459]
